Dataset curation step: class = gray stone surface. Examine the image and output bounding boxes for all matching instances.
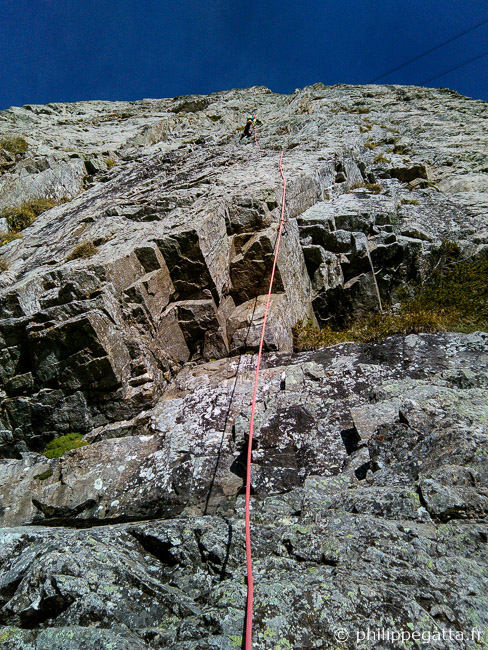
[0,84,487,647]
[0,84,487,447]
[0,333,487,648]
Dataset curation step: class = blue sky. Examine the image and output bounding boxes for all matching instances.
[0,0,486,109]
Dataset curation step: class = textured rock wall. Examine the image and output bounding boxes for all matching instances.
[1,84,487,452]
[0,84,487,648]
[1,332,487,648]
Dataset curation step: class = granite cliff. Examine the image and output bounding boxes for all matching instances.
[0,84,487,648]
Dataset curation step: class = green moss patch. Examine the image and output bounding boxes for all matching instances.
[408,257,488,330]
[0,628,22,643]
[43,433,89,459]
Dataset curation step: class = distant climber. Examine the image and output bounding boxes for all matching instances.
[240,114,262,141]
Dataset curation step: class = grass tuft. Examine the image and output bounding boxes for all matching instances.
[66,241,98,260]
[347,106,370,114]
[0,231,22,247]
[1,198,61,232]
[0,136,28,154]
[294,251,488,351]
[400,198,420,206]
[364,139,379,150]
[348,182,383,194]
[387,142,409,155]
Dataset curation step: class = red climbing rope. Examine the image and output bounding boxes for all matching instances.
[245,150,287,649]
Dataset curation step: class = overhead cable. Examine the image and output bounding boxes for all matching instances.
[369,17,488,83]
[421,49,488,84]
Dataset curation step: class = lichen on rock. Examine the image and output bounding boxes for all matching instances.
[0,83,487,648]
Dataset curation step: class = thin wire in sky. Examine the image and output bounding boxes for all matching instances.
[369,17,488,83]
[421,49,488,84]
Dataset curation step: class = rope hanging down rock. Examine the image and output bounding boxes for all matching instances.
[244,130,287,649]
[242,127,383,647]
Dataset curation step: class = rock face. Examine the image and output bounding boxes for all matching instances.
[0,84,487,648]
[1,84,488,453]
[1,332,488,648]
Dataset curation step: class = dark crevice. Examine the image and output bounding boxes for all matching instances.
[416,484,430,513]
[281,539,312,563]
[415,484,469,523]
[320,554,339,567]
[219,519,233,581]
[18,577,74,629]
[354,461,370,481]
[0,576,22,603]
[26,509,186,529]
[203,297,259,514]
[230,436,257,484]
[340,427,361,455]
[193,527,233,579]
[282,538,294,556]
[194,529,206,567]
[32,497,98,519]
[129,530,179,567]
